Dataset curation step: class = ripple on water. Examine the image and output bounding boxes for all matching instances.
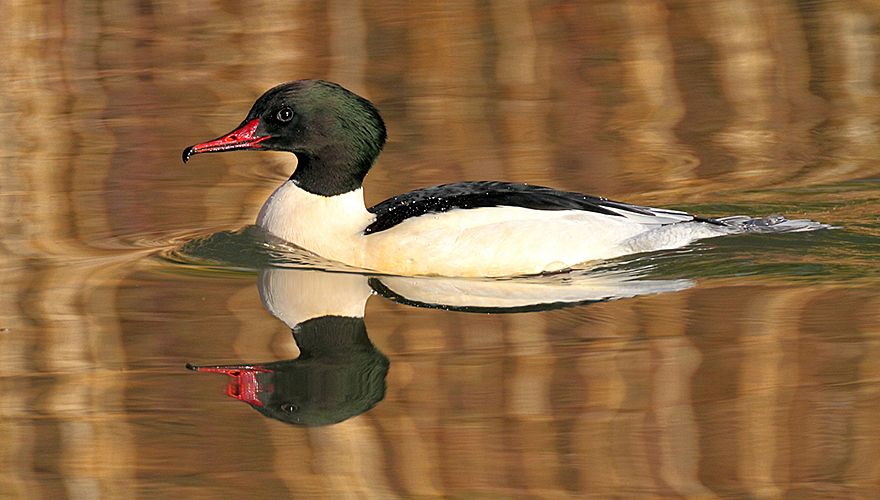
[159,225,361,274]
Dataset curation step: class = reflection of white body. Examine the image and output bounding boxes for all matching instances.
[257,266,692,318]
[258,269,373,327]
[376,274,692,310]
[257,182,729,277]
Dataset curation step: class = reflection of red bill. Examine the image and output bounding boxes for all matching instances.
[182,118,269,162]
[188,364,272,407]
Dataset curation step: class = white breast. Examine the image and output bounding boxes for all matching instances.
[256,181,373,268]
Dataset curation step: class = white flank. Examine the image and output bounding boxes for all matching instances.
[364,205,726,276]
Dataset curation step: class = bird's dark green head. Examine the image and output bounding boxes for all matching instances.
[183,80,387,196]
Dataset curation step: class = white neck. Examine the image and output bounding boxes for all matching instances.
[256,181,373,267]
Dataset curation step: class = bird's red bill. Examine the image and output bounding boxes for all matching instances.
[182,118,268,162]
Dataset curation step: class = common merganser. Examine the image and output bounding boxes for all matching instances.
[183,80,828,277]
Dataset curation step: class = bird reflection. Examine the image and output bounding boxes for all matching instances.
[189,270,387,427]
[189,267,691,426]
[187,316,388,427]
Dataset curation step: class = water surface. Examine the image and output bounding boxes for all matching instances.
[1,1,879,498]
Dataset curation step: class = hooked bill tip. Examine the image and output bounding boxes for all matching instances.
[182,146,195,163]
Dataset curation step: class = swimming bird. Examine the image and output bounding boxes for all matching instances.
[183,80,827,277]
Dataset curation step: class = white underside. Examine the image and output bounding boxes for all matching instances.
[257,181,730,277]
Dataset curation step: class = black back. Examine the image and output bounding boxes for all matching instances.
[365,181,699,234]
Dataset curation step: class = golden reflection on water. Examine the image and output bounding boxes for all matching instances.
[1,0,879,498]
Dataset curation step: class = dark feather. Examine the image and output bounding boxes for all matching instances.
[365,181,717,234]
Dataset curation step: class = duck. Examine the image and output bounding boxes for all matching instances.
[183,80,828,277]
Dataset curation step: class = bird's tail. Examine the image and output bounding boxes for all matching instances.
[715,214,833,233]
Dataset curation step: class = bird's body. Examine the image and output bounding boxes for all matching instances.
[256,179,727,276]
[184,80,828,277]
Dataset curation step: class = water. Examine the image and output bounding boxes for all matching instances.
[2,1,880,497]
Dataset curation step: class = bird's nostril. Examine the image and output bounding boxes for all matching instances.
[227,135,237,142]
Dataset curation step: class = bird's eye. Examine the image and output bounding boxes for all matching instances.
[280,402,299,413]
[276,107,294,123]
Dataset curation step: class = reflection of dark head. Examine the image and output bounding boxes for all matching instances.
[190,315,389,426]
